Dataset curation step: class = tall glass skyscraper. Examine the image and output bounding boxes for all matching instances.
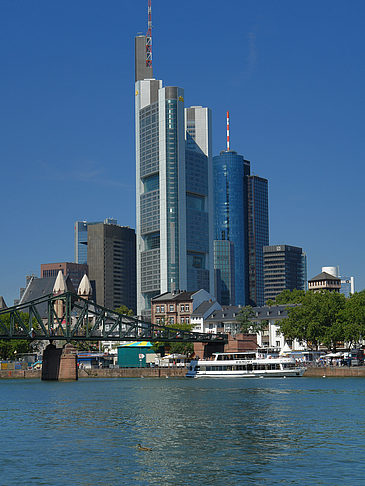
[135,36,213,317]
[213,150,248,305]
[213,142,269,306]
[247,175,269,306]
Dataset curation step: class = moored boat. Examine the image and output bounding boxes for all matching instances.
[186,351,305,378]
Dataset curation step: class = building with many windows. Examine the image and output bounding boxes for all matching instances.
[247,175,269,306]
[135,33,213,317]
[263,245,307,302]
[213,239,235,305]
[151,289,216,326]
[41,262,88,292]
[87,222,136,312]
[213,150,250,305]
[75,218,117,264]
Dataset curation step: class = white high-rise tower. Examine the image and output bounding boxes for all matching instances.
[135,7,213,317]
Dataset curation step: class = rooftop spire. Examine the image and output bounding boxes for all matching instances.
[226,111,230,151]
[146,0,152,68]
[53,270,67,295]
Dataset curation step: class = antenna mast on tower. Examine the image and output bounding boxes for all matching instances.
[146,0,152,67]
[226,111,230,151]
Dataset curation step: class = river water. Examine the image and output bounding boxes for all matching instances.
[1,377,364,485]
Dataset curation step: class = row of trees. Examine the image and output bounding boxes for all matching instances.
[236,289,365,351]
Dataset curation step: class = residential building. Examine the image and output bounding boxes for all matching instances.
[41,262,88,292]
[247,175,269,306]
[87,222,136,312]
[151,289,216,326]
[263,245,307,302]
[75,218,117,264]
[135,32,213,318]
[308,271,341,292]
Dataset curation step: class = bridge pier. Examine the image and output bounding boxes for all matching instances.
[41,342,78,381]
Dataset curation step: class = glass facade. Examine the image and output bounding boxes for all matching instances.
[166,99,180,291]
[247,176,269,306]
[214,240,235,305]
[213,151,247,305]
[75,221,88,265]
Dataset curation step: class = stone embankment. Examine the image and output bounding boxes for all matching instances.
[2,367,365,379]
[304,366,365,377]
[0,368,186,379]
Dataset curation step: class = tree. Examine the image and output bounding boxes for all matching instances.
[279,291,346,350]
[115,305,134,316]
[236,306,268,334]
[152,321,194,356]
[268,289,306,305]
[0,312,35,360]
[342,291,365,347]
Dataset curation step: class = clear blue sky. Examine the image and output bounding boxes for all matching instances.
[1,0,364,305]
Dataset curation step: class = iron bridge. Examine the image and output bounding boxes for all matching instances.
[0,292,227,344]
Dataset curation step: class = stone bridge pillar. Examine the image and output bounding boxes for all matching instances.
[41,342,78,381]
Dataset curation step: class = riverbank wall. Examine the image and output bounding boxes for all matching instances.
[303,366,365,377]
[0,368,186,379]
[2,366,365,379]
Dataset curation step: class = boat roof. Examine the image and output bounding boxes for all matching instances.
[212,351,256,355]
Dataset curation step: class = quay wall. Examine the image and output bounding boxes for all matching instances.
[2,367,365,379]
[0,368,186,379]
[304,366,365,377]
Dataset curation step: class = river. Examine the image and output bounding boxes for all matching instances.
[1,377,364,485]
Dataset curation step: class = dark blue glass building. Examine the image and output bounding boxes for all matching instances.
[213,150,248,305]
[247,176,269,306]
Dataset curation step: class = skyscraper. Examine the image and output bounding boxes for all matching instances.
[213,113,269,307]
[213,149,248,305]
[247,175,269,306]
[135,19,213,317]
[87,222,136,312]
[263,245,307,301]
[75,218,117,264]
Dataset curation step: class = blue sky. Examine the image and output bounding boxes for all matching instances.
[1,0,364,305]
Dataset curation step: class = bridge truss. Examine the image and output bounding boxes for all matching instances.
[0,292,227,344]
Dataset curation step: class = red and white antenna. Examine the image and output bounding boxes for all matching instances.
[226,111,230,151]
[146,0,152,68]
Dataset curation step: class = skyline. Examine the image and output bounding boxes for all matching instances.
[1,0,364,305]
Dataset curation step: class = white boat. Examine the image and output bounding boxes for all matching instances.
[186,351,306,378]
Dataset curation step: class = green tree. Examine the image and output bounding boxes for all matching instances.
[236,306,268,334]
[269,289,306,305]
[115,305,134,316]
[279,291,346,350]
[152,321,194,356]
[0,312,35,360]
[342,291,365,347]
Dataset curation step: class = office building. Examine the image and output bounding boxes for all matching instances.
[87,222,136,312]
[135,25,213,317]
[74,218,117,264]
[263,245,307,301]
[213,239,235,305]
[340,276,355,297]
[213,150,249,305]
[41,262,88,291]
[247,175,269,306]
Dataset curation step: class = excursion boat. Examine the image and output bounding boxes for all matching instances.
[186,351,306,378]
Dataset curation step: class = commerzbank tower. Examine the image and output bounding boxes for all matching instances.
[135,2,214,318]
